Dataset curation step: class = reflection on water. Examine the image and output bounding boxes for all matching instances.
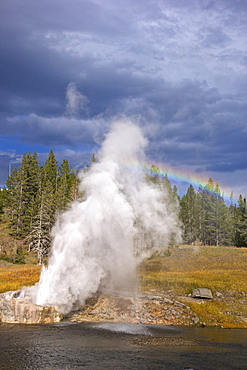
[0,322,246,369]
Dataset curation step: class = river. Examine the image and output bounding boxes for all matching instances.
[0,322,246,369]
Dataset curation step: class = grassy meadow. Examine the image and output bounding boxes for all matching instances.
[0,215,41,293]
[140,245,247,293]
[140,245,247,327]
[0,263,41,293]
[0,244,247,327]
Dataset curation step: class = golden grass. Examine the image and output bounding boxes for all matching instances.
[188,300,247,328]
[141,269,247,293]
[140,245,247,328]
[0,264,41,293]
[140,245,247,294]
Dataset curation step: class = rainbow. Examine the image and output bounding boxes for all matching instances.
[128,160,235,204]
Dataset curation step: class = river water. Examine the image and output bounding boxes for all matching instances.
[0,322,246,369]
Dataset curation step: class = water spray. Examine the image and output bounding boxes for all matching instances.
[19,119,182,315]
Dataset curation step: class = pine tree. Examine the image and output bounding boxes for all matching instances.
[0,188,7,215]
[196,185,207,244]
[180,185,198,244]
[146,165,181,245]
[228,192,238,245]
[55,159,80,213]
[204,179,217,245]
[6,155,27,236]
[55,159,70,213]
[5,150,82,261]
[6,152,40,236]
[190,180,233,246]
[213,186,232,246]
[23,152,40,233]
[43,150,58,192]
[69,170,80,202]
[28,168,57,263]
[235,195,247,247]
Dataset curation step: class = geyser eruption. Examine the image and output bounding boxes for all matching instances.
[23,119,181,314]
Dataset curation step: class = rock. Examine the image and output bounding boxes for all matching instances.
[192,288,213,299]
[192,316,200,324]
[216,292,223,298]
[0,290,63,324]
[147,295,163,301]
[163,298,174,304]
[170,309,178,316]
[174,301,187,308]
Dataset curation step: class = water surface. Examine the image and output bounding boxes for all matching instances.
[0,322,246,369]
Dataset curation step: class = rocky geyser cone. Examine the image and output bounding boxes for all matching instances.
[0,290,63,324]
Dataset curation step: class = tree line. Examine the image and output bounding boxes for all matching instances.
[147,166,247,248]
[180,180,247,248]
[2,150,80,263]
[0,154,246,263]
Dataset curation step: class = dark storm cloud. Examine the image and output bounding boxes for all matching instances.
[0,0,247,196]
[5,114,99,148]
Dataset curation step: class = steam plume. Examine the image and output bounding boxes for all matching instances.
[65,82,89,116]
[23,119,181,314]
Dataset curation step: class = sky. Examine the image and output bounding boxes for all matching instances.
[1,0,246,200]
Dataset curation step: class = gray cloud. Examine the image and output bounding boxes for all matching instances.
[6,114,99,148]
[0,0,247,197]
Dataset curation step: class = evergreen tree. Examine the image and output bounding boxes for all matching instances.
[180,185,198,244]
[203,179,217,245]
[69,170,81,202]
[196,185,207,244]
[213,187,232,246]
[0,191,3,214]
[187,179,233,246]
[171,185,180,203]
[228,192,238,245]
[55,159,80,212]
[22,152,40,233]
[39,166,57,229]
[4,150,82,261]
[43,150,58,192]
[55,159,70,213]
[235,195,247,247]
[0,188,8,215]
[28,168,57,262]
[147,165,176,203]
[6,152,40,236]
[6,156,27,236]
[5,167,19,214]
[146,165,181,245]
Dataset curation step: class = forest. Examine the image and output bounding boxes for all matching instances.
[0,151,246,264]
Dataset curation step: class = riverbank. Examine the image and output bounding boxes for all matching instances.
[59,244,247,328]
[66,288,247,328]
[0,245,247,327]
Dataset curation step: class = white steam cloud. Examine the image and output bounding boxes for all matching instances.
[22,119,181,314]
[65,82,89,116]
